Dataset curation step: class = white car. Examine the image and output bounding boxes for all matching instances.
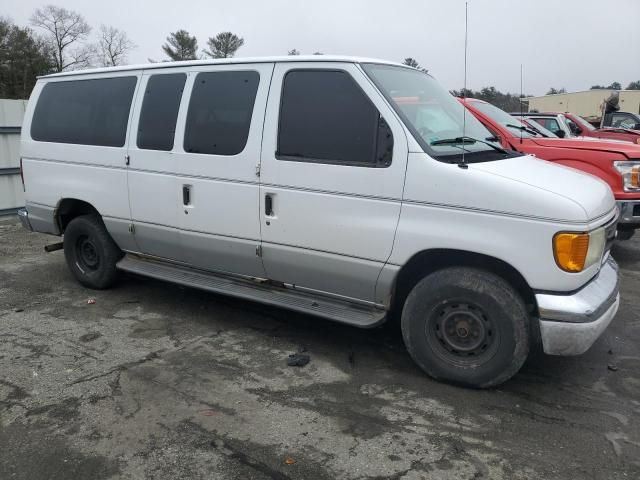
[18,56,619,387]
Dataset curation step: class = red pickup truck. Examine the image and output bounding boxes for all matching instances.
[461,98,640,239]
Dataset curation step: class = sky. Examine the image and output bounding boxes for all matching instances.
[4,0,640,96]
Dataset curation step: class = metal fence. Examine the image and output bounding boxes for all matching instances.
[0,99,27,216]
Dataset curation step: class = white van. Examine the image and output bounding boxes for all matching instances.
[18,56,619,387]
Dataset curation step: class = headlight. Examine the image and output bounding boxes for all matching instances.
[553,227,606,272]
[613,161,640,191]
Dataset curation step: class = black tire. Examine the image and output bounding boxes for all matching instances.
[401,267,529,388]
[63,214,122,289]
[616,228,635,241]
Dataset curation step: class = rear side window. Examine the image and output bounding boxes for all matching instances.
[31,77,137,147]
[184,71,259,156]
[137,73,186,151]
[277,70,393,167]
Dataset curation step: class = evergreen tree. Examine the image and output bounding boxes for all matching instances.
[204,32,244,58]
[0,19,53,98]
[162,30,198,61]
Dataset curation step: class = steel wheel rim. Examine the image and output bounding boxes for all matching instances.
[426,301,499,365]
[75,235,100,272]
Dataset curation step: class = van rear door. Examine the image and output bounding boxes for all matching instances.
[127,70,187,260]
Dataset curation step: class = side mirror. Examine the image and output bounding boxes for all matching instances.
[635,123,640,130]
[556,130,566,138]
[574,127,583,135]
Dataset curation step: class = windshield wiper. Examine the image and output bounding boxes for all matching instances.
[506,123,541,136]
[430,136,509,155]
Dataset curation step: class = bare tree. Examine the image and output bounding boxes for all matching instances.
[287,48,300,55]
[30,5,92,72]
[204,32,244,58]
[162,30,198,61]
[98,25,135,66]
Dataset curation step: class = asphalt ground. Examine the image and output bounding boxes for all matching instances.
[1,216,639,479]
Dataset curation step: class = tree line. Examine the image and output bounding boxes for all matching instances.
[589,81,640,91]
[450,87,528,112]
[545,80,640,95]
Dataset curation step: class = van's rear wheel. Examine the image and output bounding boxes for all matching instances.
[401,267,529,388]
[63,214,122,289]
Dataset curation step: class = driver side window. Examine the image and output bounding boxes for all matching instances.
[277,69,393,168]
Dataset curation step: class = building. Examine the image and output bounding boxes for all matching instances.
[0,99,27,216]
[526,89,640,123]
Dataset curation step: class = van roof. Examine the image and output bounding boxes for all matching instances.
[40,55,409,79]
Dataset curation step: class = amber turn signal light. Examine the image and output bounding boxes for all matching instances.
[553,233,589,272]
[631,165,640,189]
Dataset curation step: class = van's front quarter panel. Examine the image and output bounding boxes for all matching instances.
[389,152,615,294]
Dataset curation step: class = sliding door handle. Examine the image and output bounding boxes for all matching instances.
[183,185,191,206]
[265,194,273,216]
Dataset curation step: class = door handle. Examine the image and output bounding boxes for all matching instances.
[183,185,191,206]
[265,194,273,216]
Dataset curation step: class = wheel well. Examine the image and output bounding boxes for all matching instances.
[56,199,100,233]
[391,249,537,317]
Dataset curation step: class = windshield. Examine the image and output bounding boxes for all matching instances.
[470,101,540,138]
[569,114,596,132]
[521,118,557,137]
[362,64,514,163]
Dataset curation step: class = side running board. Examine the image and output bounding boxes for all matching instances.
[116,254,386,328]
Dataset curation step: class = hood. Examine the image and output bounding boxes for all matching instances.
[596,127,640,135]
[469,155,615,223]
[575,136,630,144]
[529,136,640,158]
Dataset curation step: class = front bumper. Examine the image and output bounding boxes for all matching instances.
[17,208,33,231]
[535,257,619,356]
[617,200,640,225]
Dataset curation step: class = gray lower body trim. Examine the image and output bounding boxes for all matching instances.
[375,263,401,307]
[261,242,385,303]
[102,216,139,252]
[16,208,32,229]
[23,202,60,235]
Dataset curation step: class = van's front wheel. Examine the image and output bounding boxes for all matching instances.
[401,267,529,388]
[63,214,122,289]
